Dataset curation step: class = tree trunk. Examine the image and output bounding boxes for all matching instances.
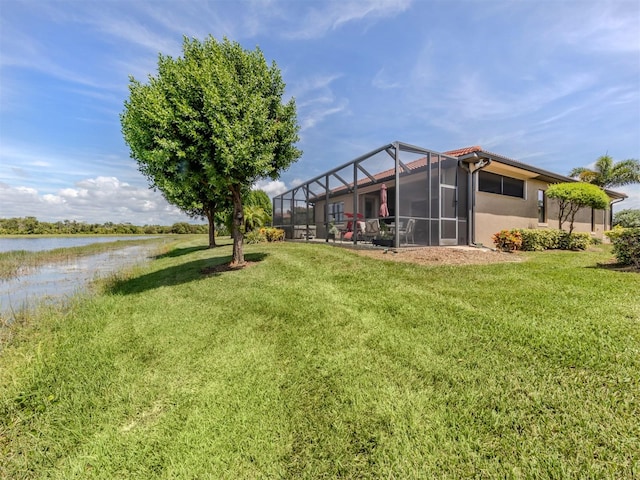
[557,201,566,230]
[568,206,580,234]
[205,206,217,248]
[230,185,245,266]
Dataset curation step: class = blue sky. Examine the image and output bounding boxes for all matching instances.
[1,0,639,225]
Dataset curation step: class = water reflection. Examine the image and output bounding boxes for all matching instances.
[1,245,154,321]
[0,236,155,253]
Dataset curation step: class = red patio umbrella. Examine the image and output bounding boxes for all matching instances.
[379,183,389,217]
[344,212,364,236]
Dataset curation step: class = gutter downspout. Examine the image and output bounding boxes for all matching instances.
[458,160,472,245]
[458,153,491,246]
[609,197,625,229]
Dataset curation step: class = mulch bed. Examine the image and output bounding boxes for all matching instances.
[353,246,522,266]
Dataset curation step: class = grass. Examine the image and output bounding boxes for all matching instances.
[0,236,176,280]
[1,239,638,478]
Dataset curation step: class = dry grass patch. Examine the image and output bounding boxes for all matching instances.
[353,246,523,266]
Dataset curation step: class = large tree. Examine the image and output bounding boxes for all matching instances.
[546,182,610,233]
[121,36,301,265]
[143,162,226,247]
[569,155,640,188]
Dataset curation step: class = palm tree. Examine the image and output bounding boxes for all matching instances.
[243,205,269,232]
[569,155,640,188]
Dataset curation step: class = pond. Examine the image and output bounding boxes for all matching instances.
[0,239,164,323]
[0,236,155,253]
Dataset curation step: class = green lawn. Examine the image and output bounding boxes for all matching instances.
[1,238,638,479]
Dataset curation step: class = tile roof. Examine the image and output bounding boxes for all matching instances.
[443,146,482,157]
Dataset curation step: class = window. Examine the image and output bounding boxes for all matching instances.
[538,190,546,223]
[327,202,344,222]
[478,171,502,194]
[478,171,525,198]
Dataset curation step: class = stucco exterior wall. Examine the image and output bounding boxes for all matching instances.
[474,178,610,247]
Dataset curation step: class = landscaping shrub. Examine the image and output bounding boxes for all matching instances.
[563,232,592,251]
[613,209,640,228]
[245,227,285,244]
[492,229,523,252]
[518,229,563,251]
[259,227,285,242]
[245,230,267,244]
[495,228,593,252]
[605,227,640,267]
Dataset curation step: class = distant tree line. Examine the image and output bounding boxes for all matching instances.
[0,217,209,235]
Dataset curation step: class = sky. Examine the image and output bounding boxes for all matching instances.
[1,0,639,225]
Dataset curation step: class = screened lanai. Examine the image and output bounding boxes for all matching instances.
[272,141,470,248]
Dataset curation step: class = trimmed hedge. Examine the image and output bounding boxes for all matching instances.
[493,228,592,252]
[605,227,640,267]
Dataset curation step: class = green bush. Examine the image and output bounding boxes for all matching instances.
[605,227,640,267]
[496,228,593,252]
[263,227,285,242]
[244,227,284,244]
[563,232,592,251]
[613,209,640,228]
[245,230,267,244]
[244,227,285,244]
[518,229,563,251]
[492,229,523,252]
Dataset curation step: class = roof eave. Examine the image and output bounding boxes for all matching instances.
[463,150,628,200]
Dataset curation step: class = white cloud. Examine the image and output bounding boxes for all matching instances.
[42,194,65,205]
[291,74,342,99]
[550,2,640,54]
[0,20,116,90]
[0,177,193,225]
[127,1,239,42]
[253,179,288,197]
[290,74,349,131]
[449,72,595,122]
[286,0,412,39]
[301,101,349,131]
[619,185,640,211]
[89,12,179,57]
[372,68,403,90]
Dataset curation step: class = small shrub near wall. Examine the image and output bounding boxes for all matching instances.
[493,228,593,252]
[519,229,563,251]
[563,232,592,251]
[492,230,523,252]
[605,227,640,267]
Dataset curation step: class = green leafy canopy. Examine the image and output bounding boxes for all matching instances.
[546,182,610,233]
[121,36,301,260]
[546,182,610,209]
[569,155,640,188]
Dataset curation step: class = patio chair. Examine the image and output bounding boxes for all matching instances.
[399,218,416,245]
[343,221,366,241]
[364,218,380,242]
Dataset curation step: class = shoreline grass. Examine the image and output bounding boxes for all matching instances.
[1,239,638,478]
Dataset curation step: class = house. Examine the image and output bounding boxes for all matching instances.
[271,141,627,247]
